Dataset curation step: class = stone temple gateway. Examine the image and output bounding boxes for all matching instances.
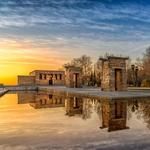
[18,70,65,86]
[100,56,128,91]
[65,66,82,88]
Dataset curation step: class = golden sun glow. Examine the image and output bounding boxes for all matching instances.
[0,39,69,85]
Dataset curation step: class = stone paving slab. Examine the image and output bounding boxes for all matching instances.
[38,86,150,99]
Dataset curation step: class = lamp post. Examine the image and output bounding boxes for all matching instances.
[135,66,139,87]
[131,64,135,86]
[131,65,138,87]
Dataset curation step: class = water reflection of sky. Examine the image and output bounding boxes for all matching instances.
[0,92,150,149]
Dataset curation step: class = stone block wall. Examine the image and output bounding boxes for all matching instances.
[30,70,65,86]
[101,56,128,91]
[30,70,65,85]
[101,61,110,91]
[109,58,127,91]
[65,66,82,88]
[18,76,35,86]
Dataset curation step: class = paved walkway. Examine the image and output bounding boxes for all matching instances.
[39,86,150,99]
[128,87,150,91]
[0,89,8,97]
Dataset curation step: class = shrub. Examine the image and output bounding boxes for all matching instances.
[141,79,150,87]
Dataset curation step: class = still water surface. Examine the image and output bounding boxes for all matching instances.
[0,91,150,150]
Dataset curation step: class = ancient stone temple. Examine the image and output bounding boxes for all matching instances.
[100,99,129,132]
[64,65,82,88]
[100,56,128,91]
[18,75,35,86]
[30,70,65,86]
[18,70,65,86]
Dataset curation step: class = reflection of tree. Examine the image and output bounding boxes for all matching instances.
[136,100,150,129]
[65,97,102,120]
[64,55,93,85]
[127,99,139,121]
[94,99,102,121]
[128,98,150,129]
[82,98,93,120]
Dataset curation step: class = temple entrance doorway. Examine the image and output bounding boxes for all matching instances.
[49,79,53,85]
[115,69,122,91]
[73,73,78,88]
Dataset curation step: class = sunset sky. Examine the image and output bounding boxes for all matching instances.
[0,0,150,85]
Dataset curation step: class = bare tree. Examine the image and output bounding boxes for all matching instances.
[64,55,93,86]
[94,59,103,87]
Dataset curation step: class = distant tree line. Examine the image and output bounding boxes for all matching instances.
[127,47,150,87]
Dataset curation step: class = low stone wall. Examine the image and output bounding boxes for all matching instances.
[4,86,38,91]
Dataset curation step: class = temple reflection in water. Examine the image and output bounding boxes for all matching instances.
[18,91,36,104]
[30,93,65,109]
[65,97,93,120]
[65,97,130,132]
[18,91,65,109]
[100,99,129,132]
[17,91,150,132]
[65,97,83,116]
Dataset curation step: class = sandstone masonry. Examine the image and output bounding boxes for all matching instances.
[65,66,82,88]
[18,70,65,86]
[100,56,128,91]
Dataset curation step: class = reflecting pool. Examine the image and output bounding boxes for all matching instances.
[0,91,150,150]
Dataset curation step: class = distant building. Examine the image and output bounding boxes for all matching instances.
[18,70,65,86]
[30,70,65,86]
[18,67,83,88]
